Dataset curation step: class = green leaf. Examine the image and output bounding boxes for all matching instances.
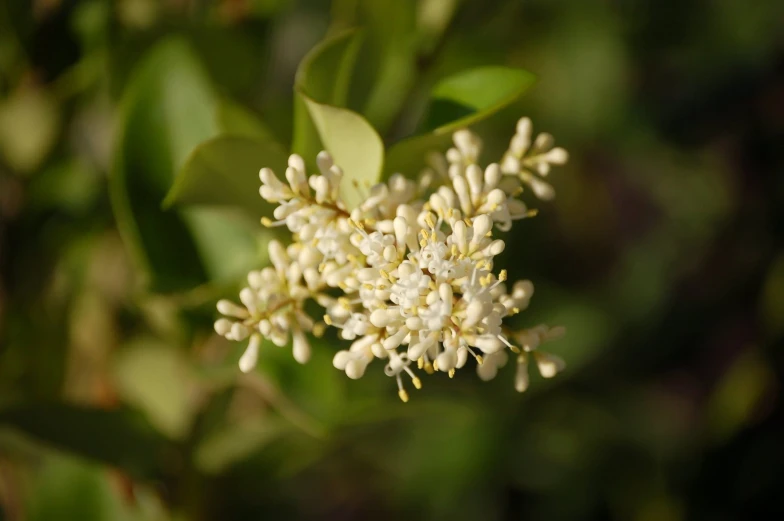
[384,132,449,178]
[27,455,126,521]
[215,98,281,142]
[164,135,287,219]
[113,340,194,440]
[0,85,61,175]
[295,29,361,105]
[290,29,384,209]
[292,29,362,163]
[253,336,345,430]
[354,0,418,133]
[183,208,268,282]
[385,66,536,178]
[110,38,262,292]
[302,95,384,210]
[0,404,170,479]
[195,414,289,474]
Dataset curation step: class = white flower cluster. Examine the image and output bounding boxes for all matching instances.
[215,118,568,401]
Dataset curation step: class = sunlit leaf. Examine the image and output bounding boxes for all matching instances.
[302,95,384,209]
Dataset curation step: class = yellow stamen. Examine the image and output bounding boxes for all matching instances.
[398,389,409,403]
[312,322,326,337]
[412,377,422,390]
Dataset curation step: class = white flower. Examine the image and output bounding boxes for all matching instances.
[216,117,567,400]
[214,239,317,370]
[500,117,568,201]
[507,324,567,390]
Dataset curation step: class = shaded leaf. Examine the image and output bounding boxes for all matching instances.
[114,341,194,440]
[384,132,449,178]
[295,28,361,106]
[164,136,287,219]
[253,336,346,430]
[215,98,281,142]
[425,66,536,133]
[355,0,418,133]
[292,29,362,164]
[110,38,261,292]
[0,404,170,479]
[707,349,775,444]
[195,414,288,474]
[27,455,126,521]
[385,66,535,178]
[183,208,268,282]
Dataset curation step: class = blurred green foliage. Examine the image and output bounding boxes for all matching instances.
[1,0,783,520]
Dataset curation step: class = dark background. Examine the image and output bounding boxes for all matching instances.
[1,0,783,520]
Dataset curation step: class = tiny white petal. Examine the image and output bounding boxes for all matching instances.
[239,335,261,373]
[292,329,311,364]
[534,352,565,378]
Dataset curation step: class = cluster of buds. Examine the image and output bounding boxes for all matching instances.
[215,118,569,400]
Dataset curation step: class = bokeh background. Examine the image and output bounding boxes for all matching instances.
[1,0,783,520]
